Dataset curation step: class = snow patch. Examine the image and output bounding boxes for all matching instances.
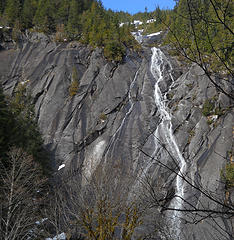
[45,232,66,240]
[20,80,30,85]
[35,218,48,225]
[131,30,144,43]
[132,30,162,43]
[133,20,143,26]
[58,164,65,171]
[146,19,156,24]
[146,31,162,37]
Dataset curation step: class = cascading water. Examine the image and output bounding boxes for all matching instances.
[150,47,187,238]
[104,70,139,160]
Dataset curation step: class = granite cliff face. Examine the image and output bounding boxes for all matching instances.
[0,31,233,239]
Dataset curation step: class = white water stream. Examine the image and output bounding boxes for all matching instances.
[150,47,187,238]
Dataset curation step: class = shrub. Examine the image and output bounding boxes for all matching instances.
[104,41,125,62]
[69,66,79,97]
[202,99,215,116]
[99,112,107,121]
[214,107,223,116]
[188,129,195,143]
[221,163,234,188]
[55,24,67,42]
[224,163,234,188]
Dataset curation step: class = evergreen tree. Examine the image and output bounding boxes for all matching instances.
[33,0,56,33]
[9,83,51,174]
[0,0,6,15]
[0,87,15,157]
[83,0,94,10]
[4,0,21,26]
[22,0,37,29]
[55,0,70,25]
[164,0,233,99]
[67,0,81,37]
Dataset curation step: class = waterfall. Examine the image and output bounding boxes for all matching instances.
[150,47,187,238]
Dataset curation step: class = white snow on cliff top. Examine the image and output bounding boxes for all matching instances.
[146,19,156,24]
[131,30,162,43]
[133,20,143,25]
[146,31,162,37]
[120,19,156,27]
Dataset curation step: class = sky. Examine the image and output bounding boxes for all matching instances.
[101,0,176,14]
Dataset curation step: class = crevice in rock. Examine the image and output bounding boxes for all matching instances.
[33,89,44,104]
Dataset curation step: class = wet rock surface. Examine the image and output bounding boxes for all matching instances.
[0,32,233,240]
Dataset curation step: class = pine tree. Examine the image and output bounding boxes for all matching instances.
[0,0,6,15]
[83,0,94,10]
[33,0,56,33]
[67,0,81,37]
[4,0,21,26]
[0,87,14,157]
[9,83,50,173]
[22,0,37,29]
[56,0,70,25]
[69,66,79,96]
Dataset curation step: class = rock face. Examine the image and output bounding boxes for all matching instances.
[0,32,233,239]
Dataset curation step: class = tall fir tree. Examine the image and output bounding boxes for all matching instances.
[33,0,56,33]
[56,0,70,25]
[0,0,6,15]
[0,87,15,157]
[4,0,21,26]
[67,0,81,37]
[22,0,37,29]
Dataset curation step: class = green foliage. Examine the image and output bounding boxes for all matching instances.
[66,0,82,37]
[165,0,233,75]
[188,129,195,143]
[22,0,37,29]
[0,0,141,61]
[80,1,132,61]
[202,99,215,116]
[0,84,51,175]
[142,7,171,35]
[55,24,67,42]
[33,0,56,33]
[4,0,21,27]
[104,40,125,62]
[221,163,234,188]
[0,0,6,14]
[214,107,223,116]
[12,84,50,172]
[69,66,79,96]
[99,112,107,121]
[113,10,132,23]
[11,20,21,41]
[56,0,70,25]
[120,24,141,51]
[0,87,15,157]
